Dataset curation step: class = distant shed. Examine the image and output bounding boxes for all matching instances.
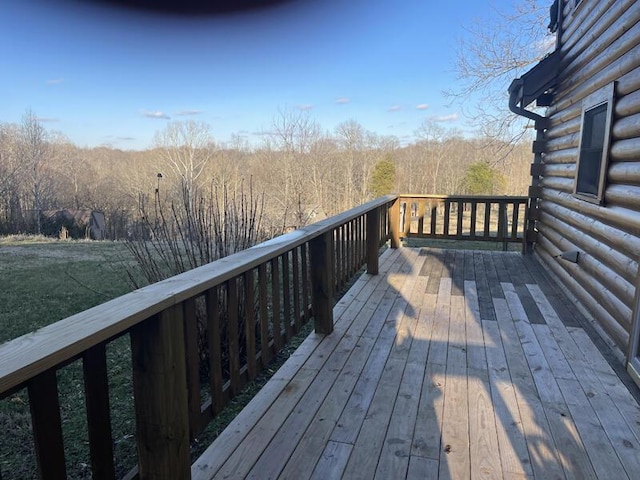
[41,209,106,240]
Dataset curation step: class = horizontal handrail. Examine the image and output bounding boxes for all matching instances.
[398,193,529,201]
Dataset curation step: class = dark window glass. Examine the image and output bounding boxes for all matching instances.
[576,103,607,197]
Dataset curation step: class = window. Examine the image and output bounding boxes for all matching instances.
[574,83,615,204]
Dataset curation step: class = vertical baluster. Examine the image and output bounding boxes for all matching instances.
[282,253,293,339]
[352,220,357,276]
[335,226,343,290]
[271,258,282,350]
[206,286,224,412]
[417,199,425,236]
[357,217,362,271]
[258,264,271,366]
[28,369,67,480]
[355,216,361,268]
[380,205,387,246]
[348,221,355,277]
[244,270,257,380]
[430,201,437,236]
[470,201,477,239]
[340,226,346,288]
[343,224,349,284]
[182,298,201,439]
[227,277,241,395]
[83,344,116,480]
[499,201,508,251]
[301,245,311,322]
[350,221,354,274]
[511,202,520,240]
[457,200,464,238]
[292,248,302,330]
[484,202,491,239]
[443,201,451,237]
[360,215,366,266]
[402,200,410,236]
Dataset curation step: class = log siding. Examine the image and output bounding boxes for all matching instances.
[534,0,640,351]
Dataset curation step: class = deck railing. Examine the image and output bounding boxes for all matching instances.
[0,193,529,479]
[397,194,529,250]
[0,195,394,480]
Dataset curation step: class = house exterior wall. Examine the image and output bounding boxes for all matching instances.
[535,0,640,351]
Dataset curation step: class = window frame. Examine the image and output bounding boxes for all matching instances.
[573,82,615,205]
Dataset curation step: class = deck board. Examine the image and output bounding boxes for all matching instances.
[192,247,640,480]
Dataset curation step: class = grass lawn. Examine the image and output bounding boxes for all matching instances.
[0,237,137,479]
[0,236,134,343]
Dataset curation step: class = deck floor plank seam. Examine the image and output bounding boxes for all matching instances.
[438,292,470,479]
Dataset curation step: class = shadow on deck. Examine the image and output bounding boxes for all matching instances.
[192,247,640,480]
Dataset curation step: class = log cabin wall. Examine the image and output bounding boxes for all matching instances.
[535,0,640,353]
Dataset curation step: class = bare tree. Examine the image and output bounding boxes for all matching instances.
[0,123,26,232]
[154,120,215,201]
[415,119,463,194]
[20,109,49,234]
[270,107,322,155]
[448,0,554,142]
[260,108,325,229]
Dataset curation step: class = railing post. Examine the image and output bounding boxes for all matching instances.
[389,198,401,248]
[309,231,334,334]
[131,305,190,480]
[366,207,380,275]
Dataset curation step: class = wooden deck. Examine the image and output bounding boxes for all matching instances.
[192,247,640,480]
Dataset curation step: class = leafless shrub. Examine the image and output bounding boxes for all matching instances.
[125,179,267,287]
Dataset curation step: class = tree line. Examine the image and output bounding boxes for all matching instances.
[0,108,534,239]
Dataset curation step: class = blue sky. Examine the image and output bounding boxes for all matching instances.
[1,0,526,149]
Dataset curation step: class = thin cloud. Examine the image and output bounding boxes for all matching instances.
[430,113,459,122]
[416,104,429,110]
[36,116,60,122]
[103,135,135,143]
[296,104,314,111]
[252,130,276,136]
[336,97,350,104]
[174,109,203,116]
[46,78,64,85]
[140,110,170,119]
[388,105,402,112]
